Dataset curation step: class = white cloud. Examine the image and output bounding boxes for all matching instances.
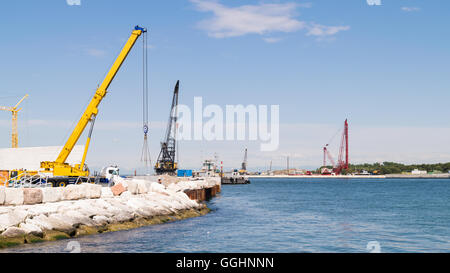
[190,0,348,40]
[401,7,420,12]
[307,24,350,37]
[190,0,305,38]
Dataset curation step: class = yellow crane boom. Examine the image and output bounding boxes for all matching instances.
[41,26,147,177]
[0,94,28,148]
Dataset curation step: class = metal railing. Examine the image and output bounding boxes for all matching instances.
[7,174,51,188]
[1,173,107,188]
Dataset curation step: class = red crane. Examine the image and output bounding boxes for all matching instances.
[322,145,336,175]
[322,119,349,175]
[335,119,349,175]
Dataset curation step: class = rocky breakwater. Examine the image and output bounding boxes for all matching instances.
[135,175,222,201]
[0,178,217,249]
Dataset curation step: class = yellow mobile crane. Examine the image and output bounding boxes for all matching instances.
[40,26,147,186]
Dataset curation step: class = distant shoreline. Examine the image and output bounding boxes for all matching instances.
[247,175,386,179]
[247,174,450,179]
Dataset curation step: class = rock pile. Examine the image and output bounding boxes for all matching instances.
[0,177,219,248]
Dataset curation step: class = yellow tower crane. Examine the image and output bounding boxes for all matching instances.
[0,94,28,148]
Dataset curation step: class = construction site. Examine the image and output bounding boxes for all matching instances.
[0,26,188,187]
[0,25,223,248]
[1,0,450,257]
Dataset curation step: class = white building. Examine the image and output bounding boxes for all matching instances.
[411,169,427,175]
[0,146,84,171]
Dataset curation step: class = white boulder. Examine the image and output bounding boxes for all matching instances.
[24,203,59,217]
[73,199,113,219]
[148,182,173,195]
[104,199,134,215]
[119,191,132,200]
[4,188,24,206]
[101,187,114,198]
[46,214,75,232]
[42,187,64,203]
[125,198,156,217]
[126,179,148,195]
[112,177,128,189]
[135,179,149,194]
[19,222,43,237]
[26,215,53,231]
[62,185,84,201]
[0,188,5,205]
[126,180,138,194]
[92,199,113,210]
[82,183,102,199]
[1,227,26,238]
[111,211,134,223]
[92,215,109,226]
[60,210,95,227]
[0,209,29,232]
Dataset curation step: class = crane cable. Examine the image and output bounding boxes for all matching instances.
[141,30,152,173]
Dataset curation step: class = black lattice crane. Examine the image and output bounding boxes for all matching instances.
[239,148,248,174]
[155,81,179,175]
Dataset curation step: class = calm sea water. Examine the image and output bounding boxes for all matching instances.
[3,178,450,253]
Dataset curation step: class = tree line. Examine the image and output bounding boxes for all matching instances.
[331,162,450,175]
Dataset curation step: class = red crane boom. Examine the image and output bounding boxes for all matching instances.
[323,145,336,168]
[321,119,349,175]
[335,119,349,174]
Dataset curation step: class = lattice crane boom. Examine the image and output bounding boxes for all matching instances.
[321,119,349,175]
[155,81,180,175]
[241,148,248,171]
[323,145,336,168]
[335,119,349,174]
[0,94,28,148]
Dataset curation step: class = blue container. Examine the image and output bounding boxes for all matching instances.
[177,169,193,177]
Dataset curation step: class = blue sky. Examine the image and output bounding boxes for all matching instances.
[1,0,450,173]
